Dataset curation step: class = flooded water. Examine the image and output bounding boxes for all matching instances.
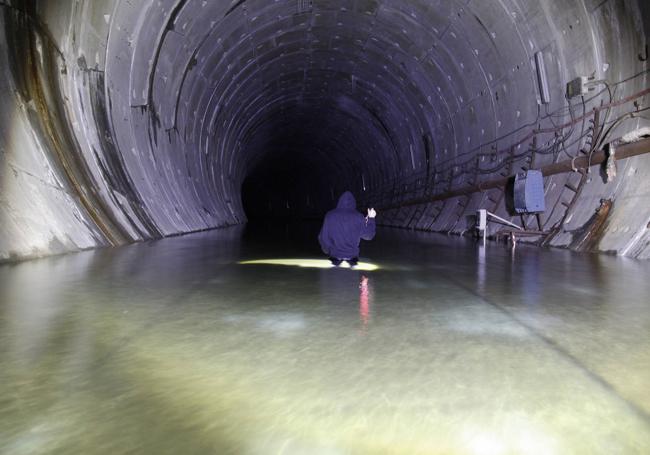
[1,223,649,454]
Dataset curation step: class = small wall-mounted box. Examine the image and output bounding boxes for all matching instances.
[566,76,589,99]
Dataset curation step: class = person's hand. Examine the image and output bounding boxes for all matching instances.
[367,208,377,218]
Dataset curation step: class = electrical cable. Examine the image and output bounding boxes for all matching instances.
[372,73,649,196]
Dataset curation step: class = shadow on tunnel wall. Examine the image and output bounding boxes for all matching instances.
[0,2,127,261]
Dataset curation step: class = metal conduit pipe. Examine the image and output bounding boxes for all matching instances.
[379,138,650,210]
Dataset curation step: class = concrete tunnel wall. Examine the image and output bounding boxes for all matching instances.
[0,0,649,262]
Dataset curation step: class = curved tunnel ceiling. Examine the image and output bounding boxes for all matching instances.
[105,0,460,225]
[0,0,649,260]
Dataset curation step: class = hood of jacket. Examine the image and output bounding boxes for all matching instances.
[336,191,356,210]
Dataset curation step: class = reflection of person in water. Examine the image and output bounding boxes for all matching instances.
[318,191,377,267]
[359,275,370,333]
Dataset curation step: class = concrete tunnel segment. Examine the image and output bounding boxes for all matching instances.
[0,0,649,261]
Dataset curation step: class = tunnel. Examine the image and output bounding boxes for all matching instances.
[1,0,650,453]
[0,0,648,258]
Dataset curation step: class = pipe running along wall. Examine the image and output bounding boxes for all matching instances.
[0,0,649,261]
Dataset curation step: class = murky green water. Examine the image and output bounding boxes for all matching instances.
[1,223,649,454]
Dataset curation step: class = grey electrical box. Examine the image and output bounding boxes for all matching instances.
[566,76,588,99]
[513,170,545,214]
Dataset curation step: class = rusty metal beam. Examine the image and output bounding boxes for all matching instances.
[381,137,650,211]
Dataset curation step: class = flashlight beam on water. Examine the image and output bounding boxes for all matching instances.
[238,259,380,271]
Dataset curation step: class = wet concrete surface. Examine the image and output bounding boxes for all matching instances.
[1,223,649,454]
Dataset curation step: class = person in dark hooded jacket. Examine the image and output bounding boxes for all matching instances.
[318,191,377,266]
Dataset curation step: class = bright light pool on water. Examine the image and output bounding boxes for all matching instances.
[239,258,380,271]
